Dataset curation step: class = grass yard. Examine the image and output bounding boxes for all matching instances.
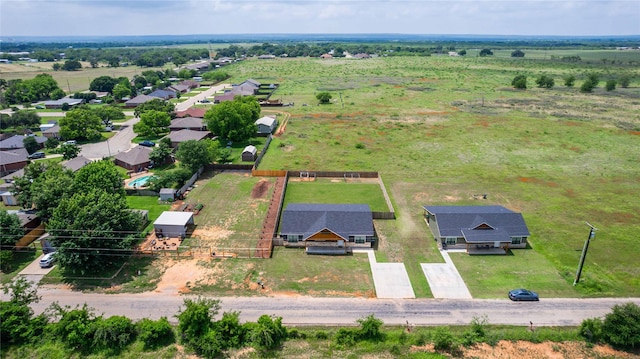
[126,195,171,232]
[282,179,389,211]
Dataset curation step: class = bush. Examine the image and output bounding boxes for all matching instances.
[511,49,525,57]
[605,79,616,91]
[92,315,136,351]
[334,328,357,347]
[0,250,13,272]
[250,314,287,351]
[579,317,602,344]
[536,75,555,89]
[137,317,175,349]
[314,330,329,339]
[214,311,247,349]
[602,302,640,349]
[357,314,384,341]
[512,74,527,89]
[619,75,631,88]
[432,326,456,351]
[564,74,576,87]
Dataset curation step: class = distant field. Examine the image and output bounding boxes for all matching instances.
[282,179,389,212]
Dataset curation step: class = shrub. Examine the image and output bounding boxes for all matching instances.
[357,314,384,341]
[619,75,631,88]
[564,74,576,87]
[579,317,602,344]
[511,49,525,57]
[214,311,247,349]
[355,142,366,149]
[432,326,456,351]
[536,75,555,89]
[334,328,357,347]
[602,302,640,349]
[314,330,329,339]
[137,317,175,349]
[92,315,136,351]
[0,250,13,272]
[605,79,616,91]
[250,314,287,351]
[512,74,527,89]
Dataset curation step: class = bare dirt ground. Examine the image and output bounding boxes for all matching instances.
[153,258,223,295]
[412,341,639,359]
[250,179,271,198]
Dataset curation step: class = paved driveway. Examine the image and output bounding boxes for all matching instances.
[356,249,415,299]
[421,250,472,299]
[17,253,56,285]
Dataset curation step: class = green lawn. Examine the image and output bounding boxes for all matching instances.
[282,179,389,211]
[126,195,171,232]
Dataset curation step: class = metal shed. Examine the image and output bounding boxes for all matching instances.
[153,211,194,238]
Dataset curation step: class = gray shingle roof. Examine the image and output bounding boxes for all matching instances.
[280,204,374,240]
[0,135,47,150]
[114,146,152,166]
[423,205,530,240]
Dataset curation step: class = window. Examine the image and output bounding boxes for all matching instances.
[354,235,366,244]
[445,237,458,245]
[511,237,523,244]
[286,234,303,243]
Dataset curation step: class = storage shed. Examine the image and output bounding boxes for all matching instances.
[153,211,194,238]
[159,188,177,201]
[241,145,257,162]
[255,116,278,134]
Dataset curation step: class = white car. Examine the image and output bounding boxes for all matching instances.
[39,252,56,268]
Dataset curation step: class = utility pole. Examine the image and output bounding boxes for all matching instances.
[573,222,597,286]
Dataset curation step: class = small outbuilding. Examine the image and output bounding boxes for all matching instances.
[241,145,257,162]
[255,116,278,134]
[159,188,177,201]
[153,211,194,238]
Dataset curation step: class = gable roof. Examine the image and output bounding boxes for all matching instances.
[165,129,211,143]
[42,124,61,135]
[256,116,276,127]
[0,148,28,166]
[125,94,155,107]
[243,79,261,87]
[114,146,152,166]
[176,107,207,118]
[169,117,204,130]
[169,84,190,93]
[242,145,257,155]
[423,205,530,240]
[0,135,47,150]
[148,89,176,100]
[62,155,92,172]
[280,204,374,240]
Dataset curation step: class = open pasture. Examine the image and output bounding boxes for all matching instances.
[231,54,640,297]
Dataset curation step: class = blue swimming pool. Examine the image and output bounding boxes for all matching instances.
[129,175,155,188]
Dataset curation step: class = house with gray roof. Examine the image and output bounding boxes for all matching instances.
[62,155,92,172]
[148,89,177,100]
[0,148,28,177]
[279,204,375,255]
[0,135,47,151]
[169,117,206,131]
[164,129,212,148]
[124,94,156,108]
[114,146,152,171]
[42,98,83,109]
[423,205,530,254]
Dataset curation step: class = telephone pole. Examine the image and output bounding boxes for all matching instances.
[573,222,597,286]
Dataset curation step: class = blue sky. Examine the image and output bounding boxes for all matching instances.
[1,0,638,37]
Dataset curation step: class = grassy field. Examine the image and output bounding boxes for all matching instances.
[282,179,389,211]
[219,54,640,298]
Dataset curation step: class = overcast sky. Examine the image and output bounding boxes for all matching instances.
[1,0,639,38]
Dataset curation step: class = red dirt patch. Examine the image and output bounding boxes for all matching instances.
[251,179,271,199]
[475,119,490,127]
[518,177,558,187]
[630,131,640,136]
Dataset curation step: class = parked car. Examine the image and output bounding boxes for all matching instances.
[139,140,156,147]
[39,252,56,268]
[508,288,539,301]
[200,99,211,103]
[64,140,77,145]
[28,151,46,159]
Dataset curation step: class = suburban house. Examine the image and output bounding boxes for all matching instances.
[124,94,156,108]
[0,148,29,176]
[169,117,206,131]
[179,80,201,89]
[168,84,190,94]
[176,107,207,118]
[164,129,212,148]
[148,89,177,100]
[42,124,61,139]
[114,146,152,172]
[41,98,83,109]
[0,135,47,151]
[153,211,194,238]
[0,169,22,205]
[422,205,531,254]
[241,145,257,162]
[61,155,92,172]
[279,204,376,255]
[255,116,278,134]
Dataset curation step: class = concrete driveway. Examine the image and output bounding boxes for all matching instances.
[421,250,472,299]
[17,253,56,285]
[356,249,415,299]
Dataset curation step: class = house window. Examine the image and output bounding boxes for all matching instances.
[511,237,523,244]
[445,237,457,245]
[286,235,303,243]
[354,235,366,244]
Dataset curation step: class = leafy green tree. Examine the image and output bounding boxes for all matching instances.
[4,110,40,129]
[0,278,46,345]
[564,74,576,87]
[60,143,80,160]
[178,68,196,79]
[176,297,219,345]
[47,189,142,275]
[50,88,66,100]
[11,162,46,210]
[149,140,172,166]
[605,79,616,91]
[51,303,99,351]
[45,137,60,149]
[175,139,216,173]
[512,74,527,89]
[62,60,82,71]
[357,314,384,341]
[316,91,332,104]
[73,160,125,197]
[133,110,171,137]
[0,210,22,247]
[215,311,247,349]
[511,49,525,57]
[458,49,467,56]
[580,80,596,93]
[204,96,259,142]
[479,48,494,56]
[22,136,40,154]
[619,75,631,88]
[95,105,125,127]
[134,98,175,118]
[92,315,136,352]
[90,76,119,93]
[4,74,62,104]
[202,71,230,82]
[112,83,132,101]
[601,302,640,349]
[536,74,555,89]
[147,168,192,192]
[52,63,62,71]
[59,107,103,141]
[27,163,75,219]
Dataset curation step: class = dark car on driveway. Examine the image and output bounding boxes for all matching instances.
[139,140,156,147]
[508,288,539,301]
[28,151,46,159]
